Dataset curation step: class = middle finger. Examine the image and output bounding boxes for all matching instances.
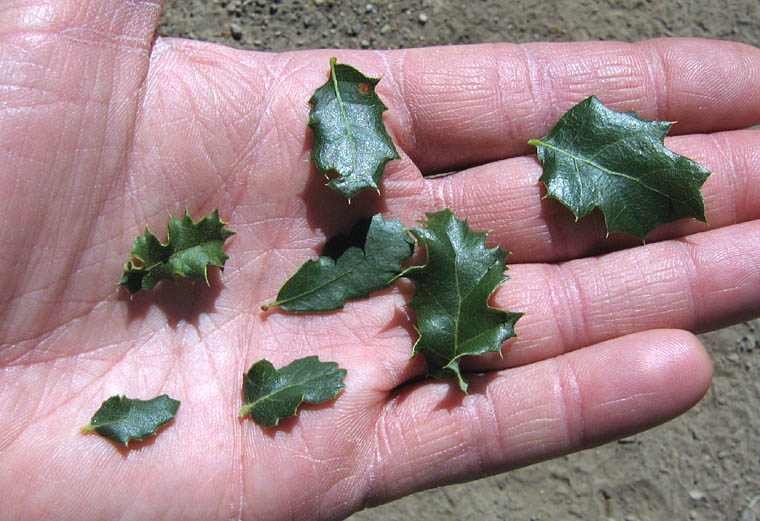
[382,129,760,263]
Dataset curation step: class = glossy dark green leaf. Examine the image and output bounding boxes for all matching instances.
[120,209,235,294]
[82,394,180,447]
[239,356,346,427]
[265,214,413,312]
[308,58,399,199]
[529,96,711,240]
[403,209,522,392]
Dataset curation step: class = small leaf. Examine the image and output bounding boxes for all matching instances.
[120,209,235,294]
[82,394,180,447]
[401,209,522,392]
[403,209,522,392]
[239,356,346,427]
[529,96,711,240]
[308,57,399,199]
[266,214,414,312]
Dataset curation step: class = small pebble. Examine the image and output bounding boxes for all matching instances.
[229,23,243,40]
[418,13,429,24]
[380,24,391,34]
[689,490,706,501]
[360,39,370,48]
[365,3,374,12]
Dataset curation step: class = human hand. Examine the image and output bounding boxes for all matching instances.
[1,1,759,520]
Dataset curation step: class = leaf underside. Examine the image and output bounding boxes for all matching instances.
[120,209,235,294]
[240,356,346,427]
[308,58,399,200]
[530,96,711,240]
[267,214,414,312]
[82,394,180,447]
[403,209,522,392]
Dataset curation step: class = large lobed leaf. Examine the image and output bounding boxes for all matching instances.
[529,96,711,240]
[239,356,346,427]
[403,210,522,392]
[265,214,414,312]
[308,58,399,200]
[120,209,235,294]
[82,394,180,447]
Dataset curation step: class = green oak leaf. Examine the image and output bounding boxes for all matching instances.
[403,209,522,392]
[120,209,235,294]
[81,394,180,447]
[239,356,347,427]
[265,214,414,312]
[308,57,399,200]
[529,96,711,240]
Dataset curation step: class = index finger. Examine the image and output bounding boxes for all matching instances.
[377,38,760,174]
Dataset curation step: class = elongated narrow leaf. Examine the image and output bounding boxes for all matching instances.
[239,356,346,427]
[266,214,413,312]
[120,209,235,294]
[82,394,180,447]
[308,58,399,199]
[529,96,711,240]
[403,209,522,392]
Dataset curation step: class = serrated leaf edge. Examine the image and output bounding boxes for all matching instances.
[529,96,710,240]
[402,210,522,393]
[120,209,235,293]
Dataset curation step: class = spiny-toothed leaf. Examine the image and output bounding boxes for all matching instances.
[308,58,399,200]
[239,356,346,427]
[265,214,413,312]
[120,209,235,294]
[81,394,180,447]
[403,209,522,393]
[529,96,711,240]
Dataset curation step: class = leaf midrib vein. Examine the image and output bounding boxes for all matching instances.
[330,59,357,173]
[141,241,216,273]
[273,254,367,306]
[245,379,317,410]
[534,140,671,200]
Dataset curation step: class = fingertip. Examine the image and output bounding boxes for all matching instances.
[572,328,713,447]
[651,329,713,412]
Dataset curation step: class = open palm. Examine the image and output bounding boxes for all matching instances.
[2,2,760,520]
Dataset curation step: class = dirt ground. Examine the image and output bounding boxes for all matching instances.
[158,1,760,520]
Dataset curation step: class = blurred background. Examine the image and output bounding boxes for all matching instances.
[159,1,760,519]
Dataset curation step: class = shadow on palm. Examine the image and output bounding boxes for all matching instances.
[122,269,226,329]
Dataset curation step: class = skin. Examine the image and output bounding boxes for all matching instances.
[1,1,760,520]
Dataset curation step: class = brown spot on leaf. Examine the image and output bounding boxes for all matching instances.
[358,82,371,94]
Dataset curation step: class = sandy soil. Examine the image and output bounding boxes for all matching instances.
[159,2,760,519]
